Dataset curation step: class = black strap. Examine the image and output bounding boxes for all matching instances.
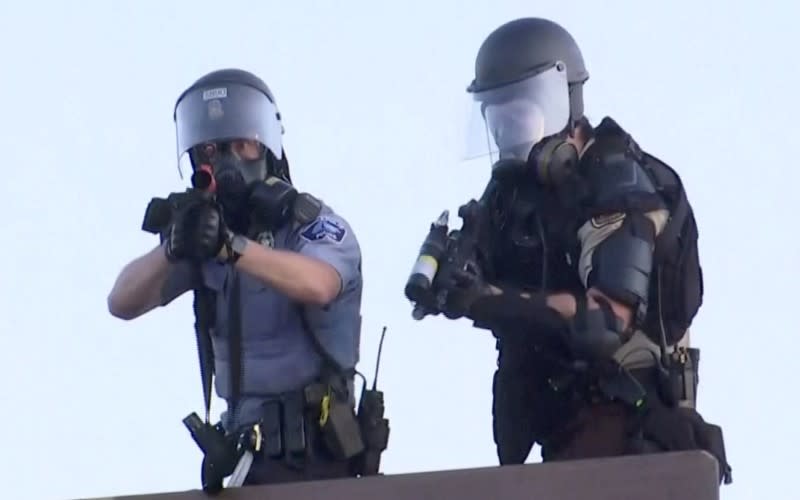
[191,267,352,427]
[295,256,363,387]
[228,271,243,423]
[297,304,355,385]
[190,267,244,428]
[191,267,217,424]
[654,185,689,263]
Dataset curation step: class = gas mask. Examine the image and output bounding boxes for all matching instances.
[491,132,579,188]
[191,148,320,234]
[212,151,267,229]
[188,145,268,234]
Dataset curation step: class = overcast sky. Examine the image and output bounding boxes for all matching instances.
[0,1,796,499]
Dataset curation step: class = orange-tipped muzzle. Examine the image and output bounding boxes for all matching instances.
[191,164,217,193]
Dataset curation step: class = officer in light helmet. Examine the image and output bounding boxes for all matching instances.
[107,68,365,485]
[173,70,289,235]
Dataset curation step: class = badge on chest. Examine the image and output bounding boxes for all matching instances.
[254,230,275,248]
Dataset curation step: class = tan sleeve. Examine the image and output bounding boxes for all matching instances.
[576,208,670,288]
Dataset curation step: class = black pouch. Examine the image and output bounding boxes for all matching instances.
[260,400,283,458]
[685,409,732,485]
[640,405,732,485]
[319,389,365,460]
[282,391,307,458]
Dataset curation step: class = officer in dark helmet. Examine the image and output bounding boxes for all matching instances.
[107,68,366,485]
[431,18,732,483]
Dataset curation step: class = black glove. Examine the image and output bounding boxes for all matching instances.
[165,199,227,262]
[440,262,488,319]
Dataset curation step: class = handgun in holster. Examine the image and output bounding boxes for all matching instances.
[182,412,241,494]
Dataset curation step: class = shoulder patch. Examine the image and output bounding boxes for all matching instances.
[590,212,626,228]
[300,216,347,244]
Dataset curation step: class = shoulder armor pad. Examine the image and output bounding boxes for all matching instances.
[586,152,659,210]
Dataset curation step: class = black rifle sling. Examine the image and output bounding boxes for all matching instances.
[295,260,362,387]
[228,271,243,424]
[191,266,217,424]
[300,258,364,384]
[297,304,353,379]
[194,263,352,424]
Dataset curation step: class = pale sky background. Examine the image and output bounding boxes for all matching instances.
[0,1,796,499]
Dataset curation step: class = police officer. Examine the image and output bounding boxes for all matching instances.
[428,18,732,483]
[107,68,364,485]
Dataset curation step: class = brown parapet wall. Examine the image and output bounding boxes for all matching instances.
[79,450,720,500]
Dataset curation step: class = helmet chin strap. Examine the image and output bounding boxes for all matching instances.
[267,147,292,184]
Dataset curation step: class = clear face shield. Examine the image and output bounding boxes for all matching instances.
[463,62,571,166]
[173,82,286,232]
[173,82,284,181]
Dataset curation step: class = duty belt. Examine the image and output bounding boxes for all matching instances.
[230,381,333,458]
[235,375,364,463]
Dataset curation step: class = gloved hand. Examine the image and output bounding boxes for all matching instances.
[440,261,488,319]
[165,199,227,263]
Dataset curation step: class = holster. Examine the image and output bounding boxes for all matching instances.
[243,375,389,476]
[307,378,391,476]
[663,346,700,408]
[305,377,365,462]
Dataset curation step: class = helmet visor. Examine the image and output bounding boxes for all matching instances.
[463,62,571,162]
[174,82,283,163]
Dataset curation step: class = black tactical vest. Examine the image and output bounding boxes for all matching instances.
[484,176,586,295]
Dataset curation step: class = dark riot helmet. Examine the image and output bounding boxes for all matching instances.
[172,68,292,184]
[464,18,590,166]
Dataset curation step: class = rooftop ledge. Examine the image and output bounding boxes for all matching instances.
[80,450,721,500]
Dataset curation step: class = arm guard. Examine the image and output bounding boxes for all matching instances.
[588,213,656,321]
[468,287,568,336]
[580,152,666,324]
[468,286,627,363]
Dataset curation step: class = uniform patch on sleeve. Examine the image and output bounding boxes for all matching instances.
[300,216,347,244]
[590,212,625,228]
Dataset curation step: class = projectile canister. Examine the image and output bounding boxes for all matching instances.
[404,210,449,303]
